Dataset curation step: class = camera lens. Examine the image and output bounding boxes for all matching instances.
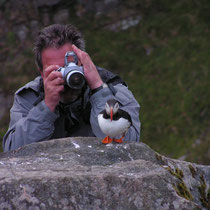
[68,72,85,89]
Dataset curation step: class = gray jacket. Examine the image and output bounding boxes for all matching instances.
[3,68,140,151]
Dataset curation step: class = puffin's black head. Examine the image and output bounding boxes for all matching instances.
[105,99,119,121]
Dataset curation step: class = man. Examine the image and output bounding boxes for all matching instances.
[3,24,140,151]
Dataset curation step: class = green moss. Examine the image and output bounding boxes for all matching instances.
[173,182,193,201]
[167,167,193,201]
[189,164,197,178]
[175,168,184,179]
[167,167,184,181]
[198,175,209,208]
[155,153,166,165]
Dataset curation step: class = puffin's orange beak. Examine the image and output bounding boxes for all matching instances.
[110,108,113,121]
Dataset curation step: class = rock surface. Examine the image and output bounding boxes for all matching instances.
[0,137,209,210]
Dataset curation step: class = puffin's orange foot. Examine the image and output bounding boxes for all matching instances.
[113,138,123,143]
[113,136,124,143]
[102,136,113,144]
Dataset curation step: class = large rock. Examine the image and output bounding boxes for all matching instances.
[0,137,209,209]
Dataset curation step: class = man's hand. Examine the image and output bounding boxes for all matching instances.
[72,45,103,90]
[42,65,64,112]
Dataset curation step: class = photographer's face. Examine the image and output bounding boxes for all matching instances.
[41,43,82,103]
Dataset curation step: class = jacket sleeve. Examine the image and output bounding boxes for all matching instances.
[89,84,140,142]
[2,90,59,152]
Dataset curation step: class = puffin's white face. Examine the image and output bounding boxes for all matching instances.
[112,102,119,115]
[105,102,111,115]
[105,101,119,121]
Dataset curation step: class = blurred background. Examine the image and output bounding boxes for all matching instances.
[0,0,209,164]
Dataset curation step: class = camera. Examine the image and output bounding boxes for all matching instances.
[57,51,85,89]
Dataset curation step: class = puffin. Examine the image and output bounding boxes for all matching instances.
[98,98,132,144]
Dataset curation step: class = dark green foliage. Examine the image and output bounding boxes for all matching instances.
[82,1,210,163]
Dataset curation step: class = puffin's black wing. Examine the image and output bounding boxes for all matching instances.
[113,109,132,124]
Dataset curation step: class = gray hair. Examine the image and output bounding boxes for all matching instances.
[34,24,85,71]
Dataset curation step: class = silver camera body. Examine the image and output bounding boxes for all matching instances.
[57,51,85,89]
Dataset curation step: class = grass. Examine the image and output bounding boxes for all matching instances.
[80,0,210,162]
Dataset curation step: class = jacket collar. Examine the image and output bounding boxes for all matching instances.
[15,76,43,95]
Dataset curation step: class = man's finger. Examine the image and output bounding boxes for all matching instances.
[72,45,90,65]
[72,44,81,55]
[44,65,60,78]
[51,77,65,86]
[47,71,63,82]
